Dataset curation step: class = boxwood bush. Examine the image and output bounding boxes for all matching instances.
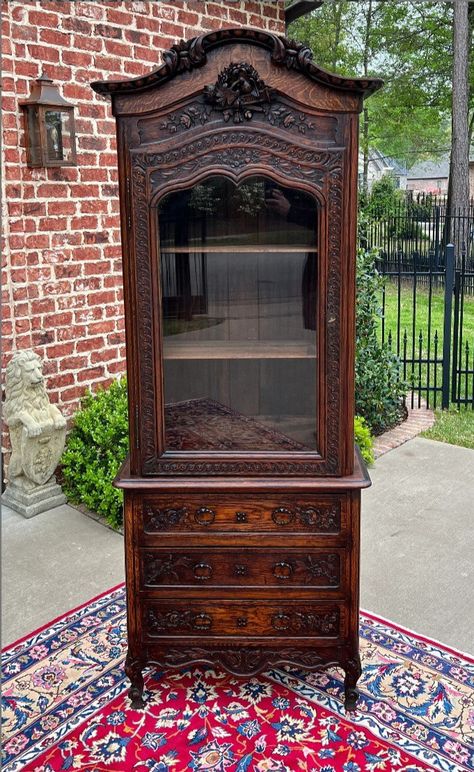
[356,248,406,434]
[61,378,128,529]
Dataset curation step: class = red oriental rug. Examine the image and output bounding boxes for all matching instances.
[2,585,473,771]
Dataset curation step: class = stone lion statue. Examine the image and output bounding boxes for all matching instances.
[4,350,67,482]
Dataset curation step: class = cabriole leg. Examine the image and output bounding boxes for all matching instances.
[344,655,362,711]
[125,652,145,709]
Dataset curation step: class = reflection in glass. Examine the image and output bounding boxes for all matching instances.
[45,110,74,163]
[158,176,319,452]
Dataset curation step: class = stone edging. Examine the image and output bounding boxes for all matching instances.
[373,400,435,459]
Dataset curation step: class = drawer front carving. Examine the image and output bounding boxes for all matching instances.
[144,601,342,638]
[142,496,343,535]
[141,548,343,588]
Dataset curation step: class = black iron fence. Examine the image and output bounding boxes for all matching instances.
[378,243,474,410]
[364,194,474,277]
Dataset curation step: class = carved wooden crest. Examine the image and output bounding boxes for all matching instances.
[204,62,276,123]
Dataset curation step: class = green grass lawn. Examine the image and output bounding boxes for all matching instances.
[421,408,474,449]
[380,281,474,348]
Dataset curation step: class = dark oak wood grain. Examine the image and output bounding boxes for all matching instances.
[93,28,377,713]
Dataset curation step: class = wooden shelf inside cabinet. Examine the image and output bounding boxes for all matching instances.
[163,341,317,360]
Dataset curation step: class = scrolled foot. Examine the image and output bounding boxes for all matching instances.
[344,686,358,712]
[344,655,362,712]
[125,653,145,709]
[128,685,145,710]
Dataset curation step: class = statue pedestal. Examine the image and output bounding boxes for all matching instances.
[2,475,66,518]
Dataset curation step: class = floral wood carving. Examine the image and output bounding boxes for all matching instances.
[147,609,212,633]
[157,647,332,677]
[272,610,339,634]
[303,555,340,585]
[158,104,212,134]
[92,29,382,98]
[143,504,189,531]
[204,62,275,123]
[143,553,192,584]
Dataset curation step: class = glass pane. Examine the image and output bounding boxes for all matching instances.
[45,109,74,163]
[158,176,319,452]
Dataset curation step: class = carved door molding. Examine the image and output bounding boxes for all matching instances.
[130,128,344,476]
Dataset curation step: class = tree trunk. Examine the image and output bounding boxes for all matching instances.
[448,0,471,260]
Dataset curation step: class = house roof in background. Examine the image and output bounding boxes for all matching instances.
[407,156,450,180]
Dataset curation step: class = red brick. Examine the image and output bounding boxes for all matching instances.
[104,38,132,57]
[71,215,99,230]
[39,29,71,47]
[28,9,59,27]
[38,217,68,232]
[31,298,56,315]
[60,385,87,402]
[160,21,186,37]
[62,355,89,370]
[12,23,37,41]
[76,336,105,352]
[106,8,135,26]
[78,366,105,382]
[48,201,77,216]
[91,347,118,363]
[61,49,93,67]
[27,44,60,62]
[177,10,199,25]
[95,23,123,39]
[73,34,103,52]
[37,183,69,198]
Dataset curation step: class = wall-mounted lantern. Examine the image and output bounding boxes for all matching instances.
[20,74,77,168]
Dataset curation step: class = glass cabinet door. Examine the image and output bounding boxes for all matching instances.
[157,176,319,453]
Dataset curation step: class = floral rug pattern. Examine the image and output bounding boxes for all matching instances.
[2,585,473,771]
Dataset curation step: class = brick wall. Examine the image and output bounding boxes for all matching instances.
[2,1,285,450]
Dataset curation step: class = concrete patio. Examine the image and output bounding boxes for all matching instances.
[2,436,473,653]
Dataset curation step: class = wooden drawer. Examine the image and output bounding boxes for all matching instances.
[143,600,344,639]
[140,494,345,536]
[140,547,346,590]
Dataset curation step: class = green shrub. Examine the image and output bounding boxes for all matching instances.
[354,415,374,466]
[61,378,129,528]
[356,248,407,434]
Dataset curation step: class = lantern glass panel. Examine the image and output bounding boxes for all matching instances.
[25,106,41,166]
[44,109,74,163]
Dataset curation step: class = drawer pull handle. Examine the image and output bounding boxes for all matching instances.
[272,613,291,631]
[195,507,216,526]
[194,613,212,630]
[273,561,294,580]
[237,617,248,628]
[236,511,247,523]
[272,507,295,526]
[234,564,247,576]
[193,563,213,581]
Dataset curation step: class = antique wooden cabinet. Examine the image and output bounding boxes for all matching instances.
[92,28,381,711]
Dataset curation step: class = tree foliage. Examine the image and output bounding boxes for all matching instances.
[289,1,473,170]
